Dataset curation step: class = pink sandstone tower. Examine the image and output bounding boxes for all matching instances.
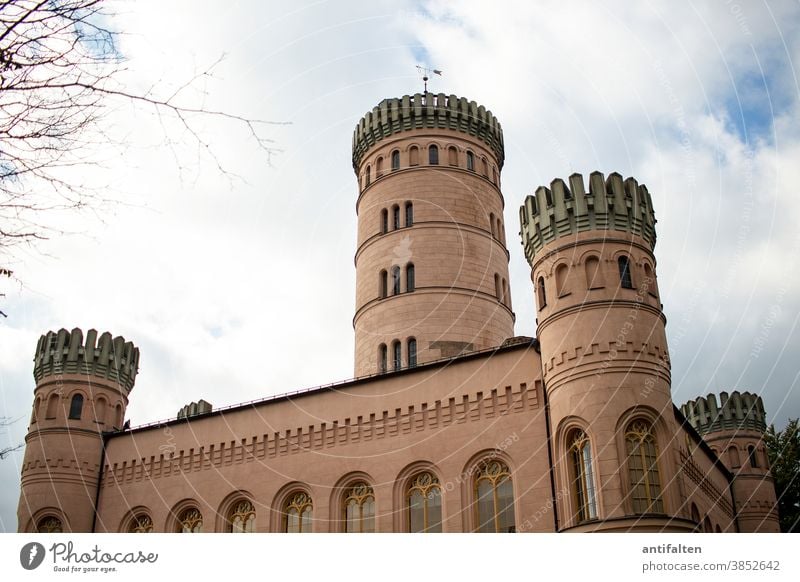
[351,93,515,376]
[681,391,780,532]
[17,328,139,533]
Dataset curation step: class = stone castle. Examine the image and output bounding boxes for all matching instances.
[17,92,780,533]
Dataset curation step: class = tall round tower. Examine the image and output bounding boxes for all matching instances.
[17,328,139,532]
[520,171,687,531]
[681,391,780,532]
[351,93,515,376]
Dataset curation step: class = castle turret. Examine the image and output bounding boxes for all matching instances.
[17,328,139,532]
[351,93,514,376]
[520,171,686,531]
[681,391,780,532]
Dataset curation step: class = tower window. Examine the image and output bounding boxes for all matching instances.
[428,145,438,165]
[45,393,58,420]
[568,429,598,522]
[408,338,417,367]
[618,256,633,289]
[406,263,415,293]
[502,278,510,308]
[585,256,601,289]
[466,151,474,171]
[391,266,401,295]
[625,420,664,514]
[482,157,489,176]
[405,202,413,227]
[392,340,401,370]
[391,150,400,171]
[379,270,388,299]
[285,491,313,533]
[555,264,569,296]
[344,482,375,533]
[364,165,371,188]
[728,445,741,468]
[490,213,496,238]
[448,146,458,166]
[407,471,442,532]
[376,156,383,178]
[380,209,388,234]
[494,274,501,301]
[537,277,547,309]
[748,445,759,468]
[475,460,515,532]
[68,394,83,420]
[379,344,387,373]
[409,146,419,166]
[392,205,400,230]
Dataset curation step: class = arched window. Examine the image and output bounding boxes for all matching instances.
[502,278,509,307]
[406,263,415,293]
[497,218,503,244]
[391,150,400,171]
[409,146,419,166]
[45,393,59,420]
[585,256,601,289]
[285,492,313,533]
[94,397,107,426]
[68,394,83,420]
[643,263,656,295]
[376,156,383,178]
[364,165,371,188]
[378,344,387,373]
[494,274,501,301]
[728,446,741,468]
[428,145,438,165]
[407,471,442,532]
[466,150,475,171]
[748,445,759,468]
[537,277,547,309]
[690,504,700,528]
[405,202,413,227]
[115,404,124,429]
[37,516,63,533]
[392,340,401,370]
[228,499,256,533]
[625,420,664,513]
[380,269,393,300]
[481,157,489,176]
[489,213,496,237]
[448,146,458,166]
[344,483,375,533]
[475,460,515,532]
[392,205,400,230]
[129,514,153,533]
[391,266,401,295]
[31,397,40,424]
[380,209,388,234]
[408,338,417,368]
[555,264,569,296]
[703,516,712,532]
[177,508,203,533]
[492,167,497,185]
[568,430,598,522]
[618,255,633,289]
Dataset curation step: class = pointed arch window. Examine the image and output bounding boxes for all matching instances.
[406,263,415,293]
[568,430,598,522]
[285,492,313,533]
[129,514,153,533]
[177,508,203,533]
[405,202,413,227]
[408,338,417,368]
[378,344,387,373]
[229,499,256,533]
[407,472,442,532]
[466,150,475,171]
[428,145,439,165]
[625,420,664,514]
[344,483,375,533]
[391,150,400,171]
[37,516,63,533]
[391,266,401,295]
[475,460,515,532]
[618,255,633,289]
[392,340,401,370]
[68,394,83,420]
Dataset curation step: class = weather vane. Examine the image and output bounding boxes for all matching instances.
[416,65,442,93]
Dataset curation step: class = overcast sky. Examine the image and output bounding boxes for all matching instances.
[1,0,799,532]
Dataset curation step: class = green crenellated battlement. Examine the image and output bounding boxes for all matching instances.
[33,328,139,393]
[352,92,504,170]
[680,391,767,436]
[519,171,657,265]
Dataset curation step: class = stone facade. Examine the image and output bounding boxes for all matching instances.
[16,92,780,533]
